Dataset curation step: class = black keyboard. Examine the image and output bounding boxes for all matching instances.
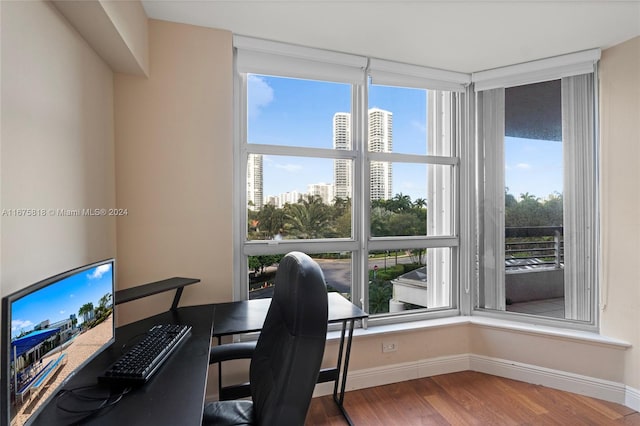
[99,324,191,387]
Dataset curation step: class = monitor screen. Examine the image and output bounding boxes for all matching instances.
[1,259,115,426]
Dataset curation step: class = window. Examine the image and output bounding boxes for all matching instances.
[235,36,599,329]
[235,37,468,322]
[365,82,459,315]
[473,50,599,328]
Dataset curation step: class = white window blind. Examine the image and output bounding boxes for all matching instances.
[368,58,470,92]
[477,87,506,311]
[472,48,601,92]
[562,73,597,322]
[234,35,367,83]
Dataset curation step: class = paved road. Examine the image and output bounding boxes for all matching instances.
[250,254,417,299]
[317,254,415,294]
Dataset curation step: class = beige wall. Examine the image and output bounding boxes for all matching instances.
[599,36,640,389]
[0,1,116,297]
[113,19,233,326]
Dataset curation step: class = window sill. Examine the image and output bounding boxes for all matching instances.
[327,315,630,350]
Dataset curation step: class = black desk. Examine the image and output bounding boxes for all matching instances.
[212,292,367,426]
[27,291,365,425]
[31,305,214,426]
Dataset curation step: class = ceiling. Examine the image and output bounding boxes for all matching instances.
[141,0,640,74]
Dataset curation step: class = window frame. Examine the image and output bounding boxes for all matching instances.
[233,36,600,331]
[471,51,601,331]
[233,36,468,325]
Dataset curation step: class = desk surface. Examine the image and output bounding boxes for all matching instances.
[31,305,214,426]
[213,292,367,337]
[29,294,364,425]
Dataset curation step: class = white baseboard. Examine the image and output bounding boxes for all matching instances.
[469,354,626,405]
[313,354,470,397]
[314,353,630,409]
[625,385,640,411]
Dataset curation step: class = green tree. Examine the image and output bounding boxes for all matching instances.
[387,193,412,212]
[257,204,286,238]
[413,198,427,209]
[370,207,392,237]
[544,192,563,226]
[78,302,94,323]
[388,212,425,236]
[333,197,352,238]
[505,188,517,209]
[505,189,564,227]
[284,195,333,239]
[249,255,284,276]
[368,279,392,314]
[99,293,112,309]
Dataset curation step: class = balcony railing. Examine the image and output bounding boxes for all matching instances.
[505,226,563,271]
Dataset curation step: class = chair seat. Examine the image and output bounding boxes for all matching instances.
[203,400,254,426]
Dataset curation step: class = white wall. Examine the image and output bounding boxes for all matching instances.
[1,0,116,297]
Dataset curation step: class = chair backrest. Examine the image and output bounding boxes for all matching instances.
[249,252,328,425]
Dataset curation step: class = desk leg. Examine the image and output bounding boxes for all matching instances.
[217,336,222,400]
[333,319,355,426]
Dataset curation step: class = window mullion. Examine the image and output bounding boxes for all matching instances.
[234,71,249,301]
[368,151,458,165]
[354,78,367,312]
[246,143,357,160]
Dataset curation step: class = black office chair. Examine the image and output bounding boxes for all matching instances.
[203,251,329,426]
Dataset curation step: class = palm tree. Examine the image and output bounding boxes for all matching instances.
[388,193,412,212]
[519,192,539,202]
[257,204,286,237]
[284,195,332,239]
[99,293,112,309]
[78,302,94,324]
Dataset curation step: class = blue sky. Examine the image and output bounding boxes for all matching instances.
[248,75,562,202]
[505,136,563,200]
[11,263,113,338]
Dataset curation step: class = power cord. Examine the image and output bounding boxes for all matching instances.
[55,384,132,425]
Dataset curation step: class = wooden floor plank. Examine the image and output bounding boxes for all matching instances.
[305,371,638,425]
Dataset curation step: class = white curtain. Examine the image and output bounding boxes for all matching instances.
[477,88,506,310]
[562,73,596,321]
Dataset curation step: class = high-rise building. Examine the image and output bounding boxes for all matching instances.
[278,191,302,207]
[368,108,393,201]
[333,113,351,201]
[247,153,263,210]
[307,183,334,205]
[333,109,393,201]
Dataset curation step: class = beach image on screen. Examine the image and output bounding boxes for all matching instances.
[8,263,114,426]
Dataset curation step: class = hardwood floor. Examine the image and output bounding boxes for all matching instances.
[306,371,640,425]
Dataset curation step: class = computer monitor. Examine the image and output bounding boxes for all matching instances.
[1,259,115,426]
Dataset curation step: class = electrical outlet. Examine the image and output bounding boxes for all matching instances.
[382,341,398,353]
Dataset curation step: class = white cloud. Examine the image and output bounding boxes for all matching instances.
[516,163,532,170]
[12,319,33,333]
[248,75,274,118]
[59,310,66,315]
[88,264,111,280]
[276,163,303,173]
